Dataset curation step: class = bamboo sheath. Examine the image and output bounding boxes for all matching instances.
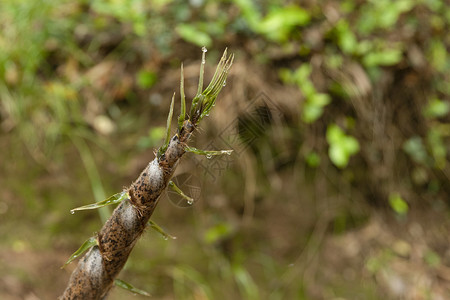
[60,49,233,299]
[60,124,194,299]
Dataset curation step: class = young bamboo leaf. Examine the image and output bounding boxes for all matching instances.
[190,47,207,117]
[70,191,128,213]
[189,48,234,123]
[199,52,234,121]
[158,93,175,157]
[197,46,207,95]
[62,237,97,268]
[148,219,177,240]
[184,146,233,158]
[114,279,151,297]
[203,48,231,95]
[178,63,186,131]
[168,180,194,205]
[190,94,203,121]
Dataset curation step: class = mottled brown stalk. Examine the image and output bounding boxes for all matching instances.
[60,49,233,299]
[60,122,195,299]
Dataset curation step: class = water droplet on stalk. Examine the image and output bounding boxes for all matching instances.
[206,154,212,159]
[202,46,208,53]
[70,210,75,215]
[187,199,194,205]
[222,81,227,87]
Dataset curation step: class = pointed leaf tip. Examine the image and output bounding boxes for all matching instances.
[115,279,151,297]
[62,236,97,268]
[148,219,177,240]
[159,93,176,157]
[168,180,194,205]
[178,64,186,131]
[188,47,233,124]
[71,191,128,212]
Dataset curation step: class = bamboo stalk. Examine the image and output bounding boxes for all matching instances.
[60,49,233,299]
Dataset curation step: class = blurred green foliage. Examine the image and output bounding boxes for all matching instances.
[326,124,360,169]
[1,0,449,299]
[280,64,331,123]
[388,193,409,216]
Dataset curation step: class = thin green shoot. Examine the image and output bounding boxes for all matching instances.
[158,92,175,157]
[70,191,128,213]
[190,94,204,120]
[198,51,234,121]
[114,279,151,297]
[184,146,233,158]
[188,48,234,123]
[168,180,194,205]
[197,46,207,96]
[70,135,110,222]
[203,48,232,95]
[62,237,97,268]
[148,220,177,240]
[189,47,207,118]
[178,63,186,131]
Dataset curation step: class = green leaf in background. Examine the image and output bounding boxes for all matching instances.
[280,64,331,123]
[70,191,128,213]
[303,92,330,123]
[293,64,312,85]
[204,223,233,244]
[402,136,429,165]
[62,237,97,268]
[175,24,212,48]
[365,249,394,274]
[258,5,310,42]
[424,98,450,118]
[310,93,331,107]
[232,0,262,31]
[305,151,320,167]
[427,128,447,169]
[137,70,157,89]
[335,20,358,54]
[171,265,214,299]
[424,250,441,268]
[115,278,151,297]
[92,0,147,36]
[233,264,260,300]
[356,0,414,35]
[363,48,403,67]
[302,102,323,123]
[428,38,448,73]
[137,127,166,150]
[326,124,360,168]
[389,193,408,215]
